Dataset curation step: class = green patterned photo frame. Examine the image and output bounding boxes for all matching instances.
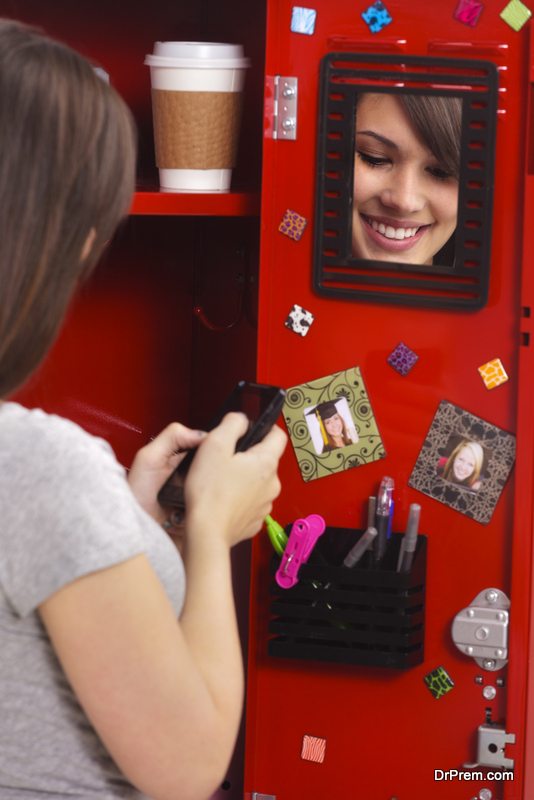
[283,366,386,482]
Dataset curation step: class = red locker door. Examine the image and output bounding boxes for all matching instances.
[245,1,533,798]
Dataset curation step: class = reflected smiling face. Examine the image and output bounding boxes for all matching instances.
[452,445,476,482]
[352,93,459,265]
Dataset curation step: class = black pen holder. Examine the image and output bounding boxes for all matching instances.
[268,528,427,669]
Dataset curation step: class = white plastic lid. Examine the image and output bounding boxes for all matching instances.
[145,41,250,69]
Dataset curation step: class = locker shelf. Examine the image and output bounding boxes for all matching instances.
[130,188,261,217]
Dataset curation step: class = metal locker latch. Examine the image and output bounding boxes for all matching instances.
[476,723,515,770]
[264,76,298,140]
[451,588,510,671]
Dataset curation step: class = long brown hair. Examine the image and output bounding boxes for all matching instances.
[0,19,137,397]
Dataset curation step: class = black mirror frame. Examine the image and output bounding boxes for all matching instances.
[312,53,498,310]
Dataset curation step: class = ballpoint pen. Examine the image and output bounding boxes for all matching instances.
[396,503,421,573]
[374,476,394,563]
[386,499,395,540]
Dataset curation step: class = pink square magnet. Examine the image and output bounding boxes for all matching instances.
[454,0,484,26]
[301,734,326,763]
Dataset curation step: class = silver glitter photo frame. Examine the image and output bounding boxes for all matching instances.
[408,400,516,524]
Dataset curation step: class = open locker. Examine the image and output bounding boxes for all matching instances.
[6,1,266,798]
[4,0,534,798]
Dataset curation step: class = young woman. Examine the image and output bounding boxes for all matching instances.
[437,439,485,492]
[315,401,357,453]
[352,92,462,266]
[0,18,286,800]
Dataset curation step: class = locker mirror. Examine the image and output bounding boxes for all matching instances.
[313,53,498,310]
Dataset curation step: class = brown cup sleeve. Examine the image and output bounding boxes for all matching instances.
[151,90,243,169]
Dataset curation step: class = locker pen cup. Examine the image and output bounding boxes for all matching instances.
[144,41,250,192]
[269,527,427,669]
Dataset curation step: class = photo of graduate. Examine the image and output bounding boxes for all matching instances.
[306,399,359,456]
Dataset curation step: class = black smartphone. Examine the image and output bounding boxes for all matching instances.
[157,381,286,511]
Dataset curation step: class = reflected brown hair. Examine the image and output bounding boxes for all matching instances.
[0,19,137,397]
[355,92,462,178]
[400,94,462,180]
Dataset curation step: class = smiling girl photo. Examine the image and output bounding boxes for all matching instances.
[351,92,462,266]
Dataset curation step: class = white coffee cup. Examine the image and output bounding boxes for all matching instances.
[145,42,250,192]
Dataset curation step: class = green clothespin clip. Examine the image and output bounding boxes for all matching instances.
[264,514,288,556]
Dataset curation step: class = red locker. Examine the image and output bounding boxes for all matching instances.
[245,2,534,799]
[4,0,534,798]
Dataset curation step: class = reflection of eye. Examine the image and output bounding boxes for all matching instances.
[356,150,390,168]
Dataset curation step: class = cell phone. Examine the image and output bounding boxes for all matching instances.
[157,381,286,511]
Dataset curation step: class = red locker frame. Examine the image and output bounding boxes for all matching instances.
[245,2,534,799]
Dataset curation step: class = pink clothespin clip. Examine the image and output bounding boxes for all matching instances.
[275,514,326,589]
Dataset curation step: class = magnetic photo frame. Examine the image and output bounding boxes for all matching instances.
[283,366,386,482]
[408,400,516,524]
[313,53,498,310]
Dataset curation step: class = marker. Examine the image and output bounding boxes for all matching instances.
[367,496,376,529]
[343,527,378,568]
[374,476,394,563]
[396,503,421,573]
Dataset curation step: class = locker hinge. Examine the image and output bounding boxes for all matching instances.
[451,588,509,671]
[265,76,298,140]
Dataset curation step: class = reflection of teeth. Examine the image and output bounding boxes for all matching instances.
[371,220,419,240]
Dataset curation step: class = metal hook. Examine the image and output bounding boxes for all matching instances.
[192,303,243,332]
[192,241,248,332]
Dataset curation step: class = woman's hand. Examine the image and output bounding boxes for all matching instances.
[128,424,206,524]
[184,412,287,548]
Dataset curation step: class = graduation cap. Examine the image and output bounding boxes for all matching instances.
[315,401,338,422]
[309,401,339,446]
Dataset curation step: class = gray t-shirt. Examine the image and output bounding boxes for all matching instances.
[0,402,186,798]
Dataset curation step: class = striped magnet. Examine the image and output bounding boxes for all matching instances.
[301,734,326,763]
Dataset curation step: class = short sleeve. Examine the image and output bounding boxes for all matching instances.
[0,408,148,616]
